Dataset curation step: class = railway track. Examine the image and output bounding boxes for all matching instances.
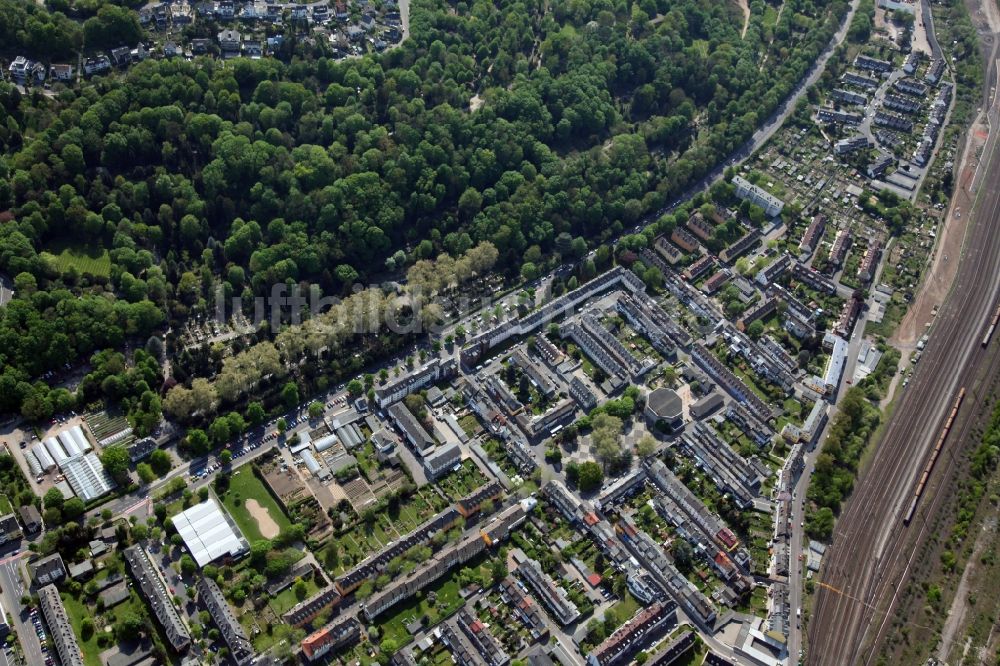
[808,71,1000,664]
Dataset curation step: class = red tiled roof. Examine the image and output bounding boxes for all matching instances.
[586,573,603,586]
[583,512,599,526]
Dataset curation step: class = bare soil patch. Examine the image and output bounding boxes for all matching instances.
[245,498,280,539]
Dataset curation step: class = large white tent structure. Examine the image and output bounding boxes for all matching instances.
[172,498,249,568]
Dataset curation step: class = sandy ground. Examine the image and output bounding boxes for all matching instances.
[245,498,280,539]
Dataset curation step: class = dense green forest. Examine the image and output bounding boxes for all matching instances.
[0,0,848,418]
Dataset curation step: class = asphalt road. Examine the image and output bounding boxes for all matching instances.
[0,549,43,666]
[808,9,1000,661]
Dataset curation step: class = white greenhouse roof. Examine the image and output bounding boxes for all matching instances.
[172,498,248,568]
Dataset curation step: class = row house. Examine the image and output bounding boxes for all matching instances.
[654,236,683,264]
[828,229,852,267]
[874,111,913,133]
[817,108,863,126]
[830,88,867,106]
[124,546,191,653]
[197,577,254,665]
[671,227,700,253]
[841,71,879,90]
[685,255,715,282]
[719,229,762,263]
[799,213,826,254]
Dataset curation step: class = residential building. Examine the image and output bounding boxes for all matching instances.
[336,508,460,595]
[883,93,920,114]
[854,55,893,73]
[858,242,882,283]
[685,254,716,281]
[895,78,928,97]
[49,64,73,81]
[737,298,778,332]
[128,437,157,462]
[301,617,362,662]
[218,29,243,54]
[362,504,526,621]
[733,176,785,217]
[670,227,699,253]
[686,213,715,241]
[423,444,462,480]
[511,350,557,397]
[197,577,253,665]
[18,505,41,533]
[702,270,730,295]
[568,377,598,411]
[455,609,510,666]
[720,229,762,263]
[456,481,504,518]
[841,71,879,89]
[925,59,946,84]
[867,153,894,179]
[790,261,837,294]
[0,514,21,544]
[109,47,132,68]
[830,88,867,106]
[30,553,66,586]
[375,358,456,408]
[500,577,549,640]
[828,229,852,267]
[191,38,213,54]
[690,344,772,423]
[654,237,683,264]
[755,254,790,286]
[8,56,44,82]
[124,546,191,653]
[817,108,863,125]
[387,402,435,452]
[38,585,85,666]
[516,557,580,626]
[586,602,676,666]
[874,111,913,132]
[834,135,872,155]
[282,587,342,628]
[595,468,648,511]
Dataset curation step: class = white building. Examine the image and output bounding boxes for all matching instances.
[733,175,785,218]
[172,498,249,567]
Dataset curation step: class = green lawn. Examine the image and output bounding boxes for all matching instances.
[0,495,12,514]
[268,574,324,615]
[60,589,151,666]
[376,577,464,647]
[219,468,293,542]
[604,592,641,629]
[41,242,111,277]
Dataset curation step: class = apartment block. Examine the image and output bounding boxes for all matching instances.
[38,585,85,666]
[301,616,362,662]
[197,577,254,665]
[282,587,342,628]
[586,602,676,666]
[516,557,580,626]
[799,214,826,255]
[732,176,784,217]
[124,546,191,653]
